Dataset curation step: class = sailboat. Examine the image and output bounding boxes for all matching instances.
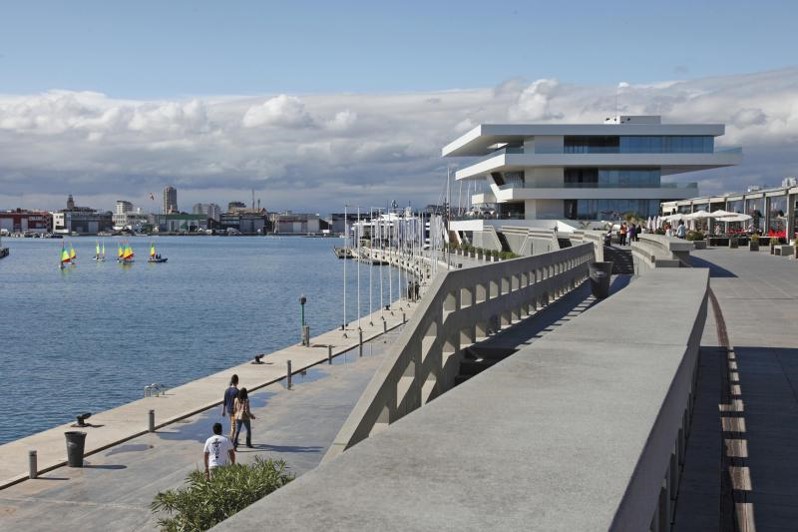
[94,241,105,262]
[121,242,135,264]
[69,243,77,264]
[148,242,167,263]
[117,242,124,262]
[59,244,71,269]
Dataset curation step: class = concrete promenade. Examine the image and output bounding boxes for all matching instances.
[0,301,418,491]
[0,327,405,531]
[216,268,708,531]
[674,248,798,531]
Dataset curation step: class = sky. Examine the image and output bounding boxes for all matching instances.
[0,0,796,213]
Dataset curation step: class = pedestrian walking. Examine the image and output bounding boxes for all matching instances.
[221,374,239,439]
[233,387,256,449]
[203,422,235,479]
[628,223,636,244]
[619,223,628,246]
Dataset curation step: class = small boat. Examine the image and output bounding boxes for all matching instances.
[59,244,71,269]
[148,243,168,263]
[94,241,106,262]
[119,242,135,264]
[333,246,354,259]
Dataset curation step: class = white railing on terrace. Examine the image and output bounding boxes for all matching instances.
[324,243,596,461]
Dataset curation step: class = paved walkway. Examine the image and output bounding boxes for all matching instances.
[674,248,798,532]
[0,301,418,491]
[0,327,405,531]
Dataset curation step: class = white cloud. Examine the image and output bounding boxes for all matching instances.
[242,94,314,128]
[1,67,798,212]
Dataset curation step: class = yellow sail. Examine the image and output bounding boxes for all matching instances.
[61,247,71,263]
[150,243,156,258]
[123,244,134,260]
[118,243,124,258]
[69,245,77,260]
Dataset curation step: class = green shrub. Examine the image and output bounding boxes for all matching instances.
[686,230,705,241]
[151,458,294,532]
[654,228,666,235]
[492,249,499,258]
[770,237,780,246]
[750,234,759,243]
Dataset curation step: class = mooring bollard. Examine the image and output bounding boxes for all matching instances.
[383,320,387,333]
[29,450,37,479]
[327,345,333,364]
[287,360,292,389]
[149,410,155,432]
[358,329,363,357]
[402,311,406,324]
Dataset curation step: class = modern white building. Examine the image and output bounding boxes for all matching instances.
[442,115,741,250]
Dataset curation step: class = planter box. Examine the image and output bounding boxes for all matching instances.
[749,242,759,252]
[729,238,739,249]
[692,240,707,250]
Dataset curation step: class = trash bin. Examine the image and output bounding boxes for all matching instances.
[588,261,614,299]
[65,431,86,467]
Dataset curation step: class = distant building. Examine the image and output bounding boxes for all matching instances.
[0,209,51,234]
[163,186,178,214]
[227,201,247,213]
[219,209,268,234]
[154,213,209,233]
[327,213,360,235]
[116,200,134,215]
[192,203,222,221]
[270,211,321,234]
[51,194,112,235]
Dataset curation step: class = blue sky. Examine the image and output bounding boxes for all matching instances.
[1,0,795,98]
[0,1,796,212]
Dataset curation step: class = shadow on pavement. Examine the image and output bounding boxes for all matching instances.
[689,255,737,278]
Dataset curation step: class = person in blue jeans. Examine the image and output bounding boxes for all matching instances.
[233,387,256,449]
[221,374,239,439]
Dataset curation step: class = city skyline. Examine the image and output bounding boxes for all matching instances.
[0,2,796,213]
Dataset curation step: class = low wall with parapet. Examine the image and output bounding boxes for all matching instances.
[214,267,709,532]
[632,234,694,274]
[324,243,595,461]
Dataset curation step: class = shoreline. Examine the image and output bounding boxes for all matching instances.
[0,300,418,490]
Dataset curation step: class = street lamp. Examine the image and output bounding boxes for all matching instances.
[299,295,307,327]
[299,295,309,346]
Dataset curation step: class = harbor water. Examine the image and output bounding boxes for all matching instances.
[0,236,405,444]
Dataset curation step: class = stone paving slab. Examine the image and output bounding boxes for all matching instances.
[683,248,798,530]
[0,301,418,491]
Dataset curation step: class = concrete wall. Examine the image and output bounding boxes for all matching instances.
[324,243,595,461]
[632,234,693,274]
[215,268,709,532]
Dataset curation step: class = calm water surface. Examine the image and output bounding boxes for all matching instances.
[0,236,401,443]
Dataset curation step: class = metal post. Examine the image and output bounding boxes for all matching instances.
[287,360,292,389]
[402,311,406,324]
[358,329,363,357]
[29,450,37,479]
[383,319,387,333]
[328,345,333,364]
[148,410,155,432]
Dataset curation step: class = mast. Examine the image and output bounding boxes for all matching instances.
[357,206,361,331]
[343,204,347,330]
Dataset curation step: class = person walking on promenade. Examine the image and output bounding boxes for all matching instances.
[676,221,687,239]
[628,223,636,244]
[619,223,628,246]
[233,387,256,449]
[204,422,235,480]
[221,374,239,439]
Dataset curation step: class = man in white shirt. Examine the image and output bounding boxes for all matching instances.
[204,422,235,479]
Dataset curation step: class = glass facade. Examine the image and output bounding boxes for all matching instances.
[768,195,787,234]
[726,199,744,213]
[564,199,661,220]
[746,197,764,231]
[563,136,714,154]
[564,168,660,188]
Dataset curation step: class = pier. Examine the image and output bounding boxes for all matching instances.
[3,237,797,531]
